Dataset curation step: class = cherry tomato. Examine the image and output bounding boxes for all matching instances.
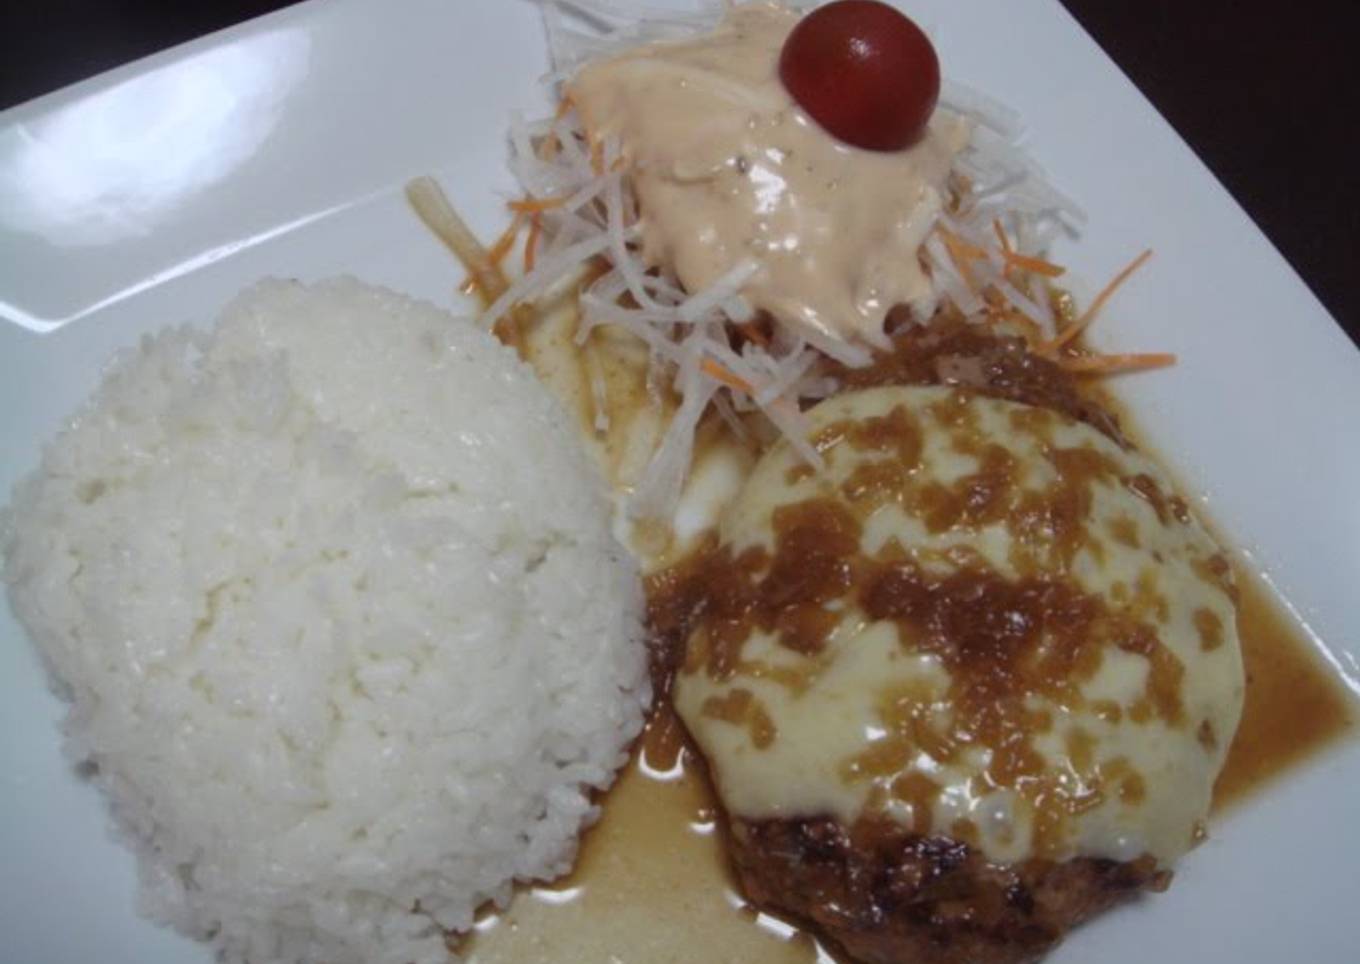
[779,0,941,152]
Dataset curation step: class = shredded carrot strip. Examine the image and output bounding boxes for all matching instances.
[1005,251,1066,278]
[539,97,576,161]
[938,226,984,291]
[938,225,987,261]
[989,301,1046,342]
[993,219,1014,255]
[460,215,522,295]
[1056,352,1176,374]
[993,219,1018,286]
[489,214,523,263]
[992,218,1065,277]
[508,195,568,214]
[523,214,543,273]
[1041,249,1153,353]
[701,357,755,395]
[738,322,770,348]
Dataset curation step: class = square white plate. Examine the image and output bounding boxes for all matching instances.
[2,1,1357,962]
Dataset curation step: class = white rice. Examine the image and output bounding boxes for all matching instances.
[0,277,650,964]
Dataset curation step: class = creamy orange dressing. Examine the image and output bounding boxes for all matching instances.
[569,2,969,350]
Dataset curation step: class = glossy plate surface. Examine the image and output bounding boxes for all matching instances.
[2,1,1357,961]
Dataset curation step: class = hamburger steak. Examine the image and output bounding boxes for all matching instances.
[728,815,1167,964]
[652,318,1244,962]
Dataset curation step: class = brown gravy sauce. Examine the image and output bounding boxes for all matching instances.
[465,708,832,963]
[1081,384,1356,810]
[833,334,1356,813]
[1214,571,1354,807]
[466,310,1354,961]
[466,569,1351,963]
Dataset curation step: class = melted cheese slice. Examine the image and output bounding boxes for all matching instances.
[674,386,1244,867]
[568,2,969,349]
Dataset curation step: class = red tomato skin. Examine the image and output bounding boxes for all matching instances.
[779,0,941,152]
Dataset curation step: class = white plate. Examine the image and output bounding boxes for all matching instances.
[2,1,1357,962]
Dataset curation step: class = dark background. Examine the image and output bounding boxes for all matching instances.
[2,0,1356,348]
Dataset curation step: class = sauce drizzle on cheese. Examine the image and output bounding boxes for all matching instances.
[671,385,1245,867]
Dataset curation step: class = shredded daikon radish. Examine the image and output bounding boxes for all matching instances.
[755,347,817,407]
[425,1,1098,518]
[761,398,822,470]
[406,177,507,301]
[677,260,760,323]
[940,80,1023,138]
[478,230,621,329]
[711,390,749,443]
[631,334,716,518]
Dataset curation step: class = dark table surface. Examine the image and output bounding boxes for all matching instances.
[2,0,1356,349]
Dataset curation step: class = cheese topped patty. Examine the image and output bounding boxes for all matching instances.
[674,385,1244,867]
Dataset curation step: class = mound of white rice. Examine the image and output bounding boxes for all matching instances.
[1,277,649,964]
